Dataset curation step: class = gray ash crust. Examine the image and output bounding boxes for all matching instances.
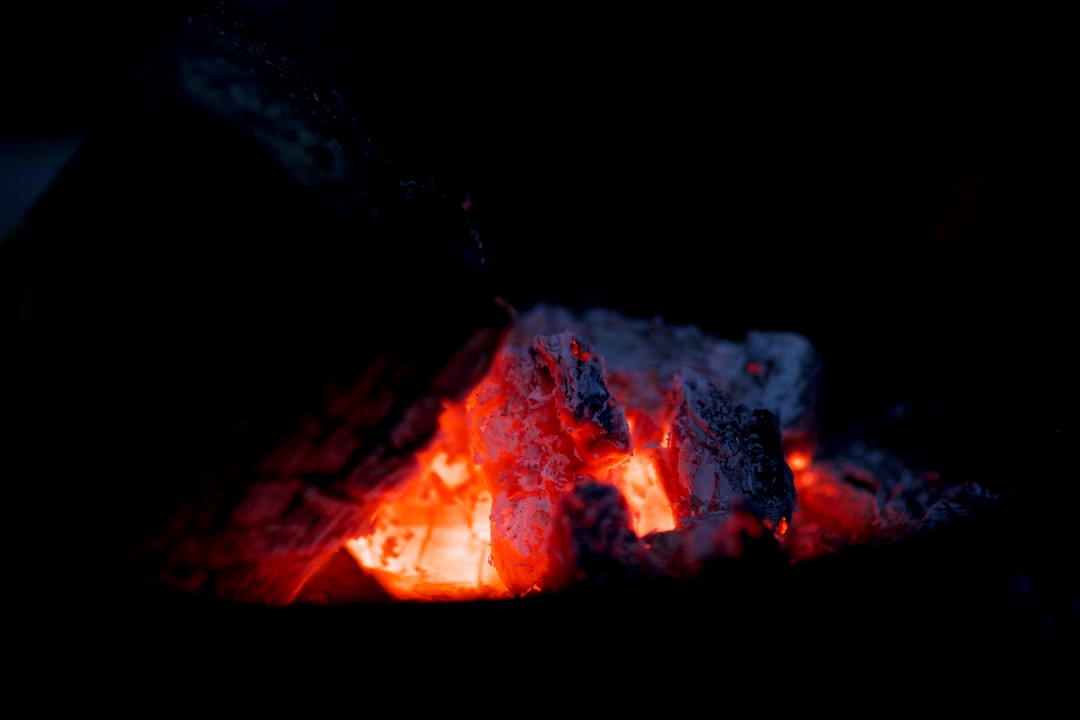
[670,369,797,529]
[529,331,632,453]
[509,302,824,453]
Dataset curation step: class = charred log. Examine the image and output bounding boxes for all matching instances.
[467,323,799,597]
[666,369,797,529]
[1,1,511,605]
[468,332,634,596]
[510,303,824,459]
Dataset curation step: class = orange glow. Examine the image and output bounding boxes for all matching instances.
[335,321,952,603]
[344,448,509,601]
[570,337,592,361]
[344,400,511,601]
[787,449,811,472]
[611,453,676,535]
[792,465,819,492]
[610,413,676,535]
[344,359,682,600]
[783,433,815,474]
[745,360,766,377]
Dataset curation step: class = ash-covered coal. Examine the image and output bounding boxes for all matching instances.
[321,303,995,603]
[505,303,992,571]
[509,303,825,460]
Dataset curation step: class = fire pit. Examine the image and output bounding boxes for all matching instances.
[3,1,1075,660]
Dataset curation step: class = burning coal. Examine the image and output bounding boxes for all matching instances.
[335,303,989,603]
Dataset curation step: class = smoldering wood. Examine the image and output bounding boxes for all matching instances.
[469,331,635,596]
[779,440,999,562]
[475,325,797,595]
[0,1,511,605]
[505,306,992,594]
[666,369,797,529]
[544,479,652,592]
[509,303,825,455]
[544,477,789,594]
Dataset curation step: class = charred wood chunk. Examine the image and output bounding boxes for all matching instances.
[666,370,797,530]
[723,330,824,459]
[1,1,511,604]
[780,442,996,562]
[530,332,634,465]
[469,332,633,596]
[643,506,783,580]
[543,478,650,593]
[510,303,824,454]
[545,478,784,591]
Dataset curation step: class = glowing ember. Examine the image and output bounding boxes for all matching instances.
[335,304,983,602]
[345,399,508,601]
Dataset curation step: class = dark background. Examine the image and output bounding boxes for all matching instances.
[1,1,1075,656]
[2,2,1070,472]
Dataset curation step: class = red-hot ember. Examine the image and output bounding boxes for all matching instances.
[342,304,986,602]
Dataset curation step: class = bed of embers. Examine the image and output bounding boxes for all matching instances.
[4,2,1075,670]
[294,302,994,606]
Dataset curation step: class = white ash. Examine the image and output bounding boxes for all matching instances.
[668,369,797,530]
[509,303,824,451]
[468,331,634,595]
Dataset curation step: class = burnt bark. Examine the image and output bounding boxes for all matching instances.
[1,1,511,605]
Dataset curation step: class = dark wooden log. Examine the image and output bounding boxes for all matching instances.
[1,1,512,606]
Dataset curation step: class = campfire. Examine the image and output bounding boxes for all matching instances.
[297,302,988,605]
[6,3,1075,658]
